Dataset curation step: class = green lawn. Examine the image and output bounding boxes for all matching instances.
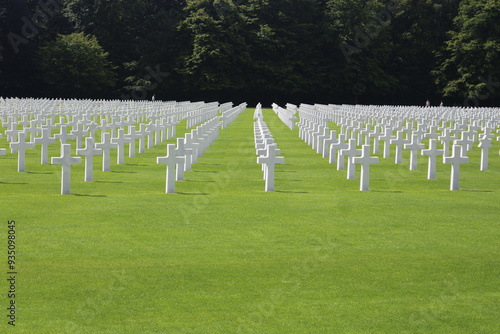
[1,108,499,333]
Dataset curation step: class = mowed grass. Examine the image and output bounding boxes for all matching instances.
[0,108,499,333]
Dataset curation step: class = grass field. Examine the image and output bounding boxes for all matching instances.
[1,108,499,333]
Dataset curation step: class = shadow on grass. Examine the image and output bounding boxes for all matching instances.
[0,182,28,185]
[276,170,297,173]
[371,190,403,193]
[462,189,495,193]
[196,163,222,166]
[126,163,148,167]
[111,170,137,174]
[276,179,301,182]
[185,180,216,183]
[275,190,309,194]
[177,192,210,196]
[95,180,124,184]
[72,193,107,198]
[192,170,219,173]
[27,171,54,175]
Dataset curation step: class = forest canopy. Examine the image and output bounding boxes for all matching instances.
[0,0,498,106]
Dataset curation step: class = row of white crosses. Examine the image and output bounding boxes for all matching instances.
[221,103,247,129]
[0,98,235,194]
[157,116,222,193]
[271,103,297,130]
[293,103,499,191]
[254,103,284,191]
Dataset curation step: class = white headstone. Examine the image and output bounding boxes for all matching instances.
[478,135,492,171]
[257,143,284,192]
[51,143,81,195]
[421,139,444,179]
[111,128,131,164]
[175,137,190,181]
[390,131,409,164]
[34,128,55,164]
[339,138,361,179]
[95,132,118,172]
[353,144,379,191]
[331,134,348,166]
[157,144,184,193]
[404,133,425,171]
[77,137,102,181]
[443,143,469,191]
[10,132,35,172]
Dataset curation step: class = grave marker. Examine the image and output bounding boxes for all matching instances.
[353,144,379,191]
[478,135,492,171]
[443,143,469,191]
[77,137,102,181]
[10,132,35,172]
[95,132,118,172]
[257,143,284,192]
[34,128,56,164]
[421,139,444,179]
[404,133,425,170]
[390,131,409,164]
[339,138,361,179]
[157,144,184,193]
[51,143,81,195]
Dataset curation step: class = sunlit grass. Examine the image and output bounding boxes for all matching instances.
[0,108,499,333]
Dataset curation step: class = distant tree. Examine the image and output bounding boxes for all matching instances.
[38,32,116,98]
[178,0,251,94]
[433,0,500,106]
[325,0,398,103]
[389,0,460,105]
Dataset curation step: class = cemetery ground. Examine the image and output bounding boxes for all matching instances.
[1,108,499,333]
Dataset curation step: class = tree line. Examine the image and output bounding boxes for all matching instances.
[0,0,499,106]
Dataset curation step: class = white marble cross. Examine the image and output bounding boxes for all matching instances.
[438,129,455,157]
[353,144,379,191]
[331,134,348,166]
[54,125,75,144]
[175,137,190,181]
[443,143,469,191]
[111,128,132,164]
[126,125,142,158]
[322,130,337,159]
[404,133,425,170]
[339,138,361,179]
[95,132,118,172]
[34,128,55,164]
[77,137,102,181]
[157,144,184,193]
[378,127,393,158]
[10,132,35,172]
[184,133,200,164]
[421,139,444,179]
[70,123,88,149]
[478,135,492,171]
[390,131,409,164]
[51,143,81,195]
[137,123,151,154]
[257,143,284,192]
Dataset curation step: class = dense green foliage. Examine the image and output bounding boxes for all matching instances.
[0,108,499,332]
[0,0,498,105]
[38,32,116,97]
